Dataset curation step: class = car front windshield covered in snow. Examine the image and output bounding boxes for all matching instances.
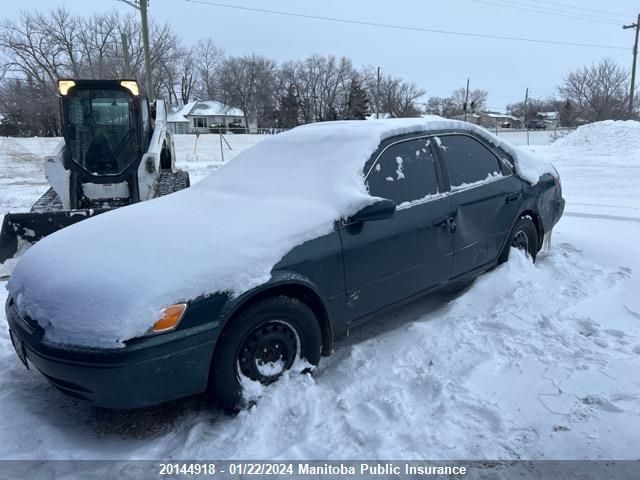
[66,89,136,176]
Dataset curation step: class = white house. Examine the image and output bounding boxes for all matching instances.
[538,111,559,128]
[167,101,258,134]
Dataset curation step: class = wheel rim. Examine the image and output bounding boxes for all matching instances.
[236,320,300,384]
[512,229,530,255]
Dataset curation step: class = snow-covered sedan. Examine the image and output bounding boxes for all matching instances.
[6,118,564,409]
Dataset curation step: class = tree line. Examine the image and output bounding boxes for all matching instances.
[0,7,637,136]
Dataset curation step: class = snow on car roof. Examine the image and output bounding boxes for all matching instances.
[8,118,553,348]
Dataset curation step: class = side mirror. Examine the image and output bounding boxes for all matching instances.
[348,199,396,223]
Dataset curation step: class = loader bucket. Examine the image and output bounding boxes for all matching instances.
[0,209,107,265]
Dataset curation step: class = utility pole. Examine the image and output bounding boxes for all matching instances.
[464,77,470,122]
[376,66,381,119]
[119,0,153,101]
[121,32,132,78]
[523,87,529,144]
[623,14,639,117]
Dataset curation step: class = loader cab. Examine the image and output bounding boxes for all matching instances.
[57,79,151,207]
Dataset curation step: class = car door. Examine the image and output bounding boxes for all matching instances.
[339,136,455,322]
[433,133,524,278]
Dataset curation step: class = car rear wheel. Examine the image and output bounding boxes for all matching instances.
[209,295,322,410]
[504,216,539,261]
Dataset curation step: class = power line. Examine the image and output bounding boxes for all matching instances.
[493,0,626,23]
[527,0,630,20]
[473,0,622,26]
[184,0,628,50]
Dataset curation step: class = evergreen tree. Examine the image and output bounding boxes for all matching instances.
[559,99,576,127]
[278,85,299,128]
[345,78,370,120]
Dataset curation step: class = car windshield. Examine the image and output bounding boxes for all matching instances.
[66,89,136,176]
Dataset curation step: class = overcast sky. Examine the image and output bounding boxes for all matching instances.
[3,0,639,110]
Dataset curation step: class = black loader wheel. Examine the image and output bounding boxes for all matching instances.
[502,216,539,262]
[155,170,190,197]
[160,143,172,170]
[209,296,322,411]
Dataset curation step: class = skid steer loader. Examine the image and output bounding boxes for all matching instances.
[0,79,190,264]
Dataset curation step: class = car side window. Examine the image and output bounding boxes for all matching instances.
[436,135,503,189]
[366,137,439,206]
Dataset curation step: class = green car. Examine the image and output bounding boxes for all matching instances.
[6,118,564,410]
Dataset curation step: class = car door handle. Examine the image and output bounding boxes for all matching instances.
[433,215,452,227]
[433,216,457,233]
[505,192,521,203]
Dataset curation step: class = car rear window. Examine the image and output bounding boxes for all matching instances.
[366,137,439,205]
[436,135,502,189]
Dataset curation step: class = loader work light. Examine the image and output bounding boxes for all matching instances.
[120,80,140,96]
[57,80,76,96]
[152,303,187,333]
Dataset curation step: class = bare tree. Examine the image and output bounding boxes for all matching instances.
[0,8,73,85]
[362,71,424,117]
[217,54,277,128]
[178,48,198,105]
[194,38,224,100]
[451,87,488,115]
[558,58,631,122]
[285,54,355,122]
[506,98,556,119]
[0,7,185,134]
[424,96,459,118]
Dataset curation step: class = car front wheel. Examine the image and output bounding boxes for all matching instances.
[209,295,322,410]
[506,216,539,261]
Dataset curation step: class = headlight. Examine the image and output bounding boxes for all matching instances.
[120,80,140,96]
[151,303,187,333]
[57,80,76,95]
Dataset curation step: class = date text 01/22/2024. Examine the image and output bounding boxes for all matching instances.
[157,462,469,476]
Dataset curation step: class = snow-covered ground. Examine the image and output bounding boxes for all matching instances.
[0,124,639,460]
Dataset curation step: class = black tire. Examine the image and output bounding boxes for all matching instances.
[502,216,539,262]
[30,188,63,213]
[155,170,190,197]
[209,296,322,410]
[160,146,171,170]
[173,169,190,190]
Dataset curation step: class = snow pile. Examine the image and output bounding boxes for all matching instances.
[206,247,636,460]
[8,118,554,348]
[551,120,640,163]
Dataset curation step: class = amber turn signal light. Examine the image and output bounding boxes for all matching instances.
[152,303,187,333]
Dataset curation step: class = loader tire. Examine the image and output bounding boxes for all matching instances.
[30,188,63,213]
[160,144,172,170]
[155,170,190,197]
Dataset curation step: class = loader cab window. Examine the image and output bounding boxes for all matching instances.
[66,89,137,176]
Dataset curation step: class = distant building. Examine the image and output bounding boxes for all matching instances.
[452,113,481,125]
[167,101,258,134]
[538,111,559,128]
[478,112,521,129]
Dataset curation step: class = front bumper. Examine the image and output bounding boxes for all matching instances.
[6,297,220,409]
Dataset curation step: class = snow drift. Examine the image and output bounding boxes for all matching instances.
[551,120,640,163]
[7,118,554,348]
